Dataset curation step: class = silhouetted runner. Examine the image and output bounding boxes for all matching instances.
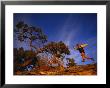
[74,44,94,62]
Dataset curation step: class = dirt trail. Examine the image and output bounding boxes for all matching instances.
[15,63,97,75]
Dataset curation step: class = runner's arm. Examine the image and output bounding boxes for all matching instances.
[81,44,88,48]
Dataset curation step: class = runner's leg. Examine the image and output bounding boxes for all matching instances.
[81,52,85,62]
[84,54,94,61]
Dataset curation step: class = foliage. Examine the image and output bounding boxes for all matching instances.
[15,21,47,50]
[40,41,70,58]
[14,21,48,72]
[66,58,76,67]
[14,48,39,72]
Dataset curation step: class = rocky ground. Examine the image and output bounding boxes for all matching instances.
[15,63,97,75]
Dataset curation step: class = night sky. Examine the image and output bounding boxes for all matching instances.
[14,13,97,65]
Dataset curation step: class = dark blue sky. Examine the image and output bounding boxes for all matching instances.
[14,13,97,65]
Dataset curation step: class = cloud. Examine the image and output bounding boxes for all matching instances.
[57,20,79,47]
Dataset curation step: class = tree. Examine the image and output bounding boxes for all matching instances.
[66,58,76,67]
[15,21,47,51]
[41,41,70,56]
[14,21,48,72]
[39,41,70,67]
[14,48,40,73]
